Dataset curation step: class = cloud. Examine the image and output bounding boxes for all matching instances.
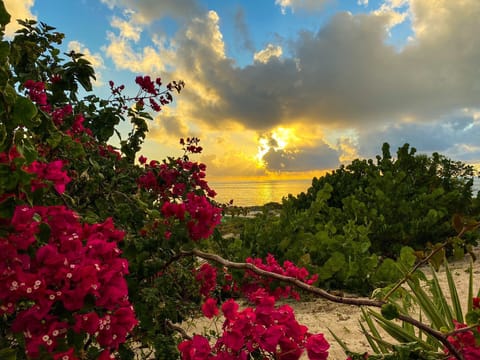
[103,0,480,174]
[110,16,142,41]
[100,0,202,23]
[149,109,190,140]
[3,0,36,37]
[373,0,409,30]
[234,7,254,52]
[356,110,480,160]
[275,0,331,14]
[104,30,172,73]
[253,44,283,63]
[263,142,340,172]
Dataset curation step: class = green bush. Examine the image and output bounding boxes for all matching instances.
[291,143,477,255]
[231,143,479,294]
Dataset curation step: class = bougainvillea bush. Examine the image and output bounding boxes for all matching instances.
[0,3,331,359]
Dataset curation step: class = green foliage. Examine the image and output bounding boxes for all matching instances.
[228,143,478,293]
[219,184,383,294]
[291,143,477,255]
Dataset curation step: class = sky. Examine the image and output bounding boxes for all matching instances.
[4,0,480,180]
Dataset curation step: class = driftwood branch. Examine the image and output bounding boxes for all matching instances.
[178,248,464,360]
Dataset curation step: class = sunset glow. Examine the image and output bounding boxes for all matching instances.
[8,0,480,180]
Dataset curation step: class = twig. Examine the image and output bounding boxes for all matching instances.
[396,313,462,358]
[165,320,192,341]
[180,248,465,360]
[382,240,449,301]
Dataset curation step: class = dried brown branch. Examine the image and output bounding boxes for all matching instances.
[180,248,464,360]
[165,319,192,341]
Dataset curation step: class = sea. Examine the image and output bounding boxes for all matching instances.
[209,179,313,207]
[209,177,480,207]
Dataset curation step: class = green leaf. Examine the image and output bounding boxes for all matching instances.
[0,1,11,28]
[445,261,463,321]
[406,278,448,329]
[427,243,445,271]
[46,131,63,149]
[328,328,351,354]
[37,223,51,244]
[368,310,438,350]
[0,122,6,150]
[398,246,416,271]
[0,67,9,87]
[358,321,383,354]
[429,268,454,325]
[317,251,345,281]
[465,310,480,325]
[0,347,16,360]
[381,303,399,320]
[12,96,38,127]
[0,40,9,62]
[16,139,37,163]
[3,84,17,106]
[468,260,474,313]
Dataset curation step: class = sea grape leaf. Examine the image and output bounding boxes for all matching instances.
[317,251,345,281]
[452,213,464,233]
[381,303,399,320]
[428,243,445,271]
[398,246,416,272]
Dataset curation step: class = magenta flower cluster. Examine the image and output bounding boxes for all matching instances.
[179,295,329,360]
[0,198,137,358]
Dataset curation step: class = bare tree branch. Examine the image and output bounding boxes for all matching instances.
[180,248,464,360]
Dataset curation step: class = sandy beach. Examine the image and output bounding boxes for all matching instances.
[183,248,480,359]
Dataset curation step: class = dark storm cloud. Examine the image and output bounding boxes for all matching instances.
[263,142,340,172]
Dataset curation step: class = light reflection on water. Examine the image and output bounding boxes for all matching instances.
[209,179,312,207]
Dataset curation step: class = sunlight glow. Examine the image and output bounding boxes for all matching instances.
[256,127,298,167]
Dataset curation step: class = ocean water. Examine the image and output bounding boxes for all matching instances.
[209,179,312,207]
[210,178,480,207]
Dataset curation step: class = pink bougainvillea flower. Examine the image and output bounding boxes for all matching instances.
[139,155,148,164]
[221,299,239,321]
[178,335,212,360]
[306,333,330,360]
[195,263,217,297]
[472,297,480,309]
[202,297,219,319]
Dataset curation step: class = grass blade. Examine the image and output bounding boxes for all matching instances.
[367,310,439,350]
[468,260,473,313]
[445,261,463,322]
[358,321,383,354]
[361,307,389,353]
[406,279,448,329]
[428,267,454,325]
